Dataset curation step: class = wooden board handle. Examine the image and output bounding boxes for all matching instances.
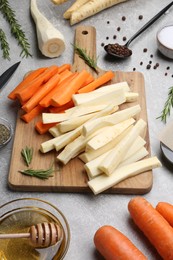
[73,26,97,73]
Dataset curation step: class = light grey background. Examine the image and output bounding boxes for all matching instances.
[0,0,173,259]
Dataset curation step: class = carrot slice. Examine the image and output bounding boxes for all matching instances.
[58,63,71,73]
[22,72,61,113]
[16,65,59,103]
[59,69,73,83]
[78,70,114,93]
[35,121,57,134]
[21,105,45,123]
[8,67,47,100]
[128,197,173,260]
[49,100,74,113]
[94,225,147,260]
[156,202,173,227]
[51,70,91,106]
[81,73,94,88]
[39,73,77,108]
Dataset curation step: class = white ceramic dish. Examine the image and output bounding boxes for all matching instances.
[157,25,173,59]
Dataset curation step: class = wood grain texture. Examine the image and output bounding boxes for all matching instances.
[8,26,152,194]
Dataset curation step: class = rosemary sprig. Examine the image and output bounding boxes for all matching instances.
[0,0,32,58]
[73,43,98,73]
[19,164,54,180]
[21,146,33,167]
[0,28,10,59]
[157,86,173,123]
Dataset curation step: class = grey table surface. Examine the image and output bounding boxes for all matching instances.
[0,0,173,259]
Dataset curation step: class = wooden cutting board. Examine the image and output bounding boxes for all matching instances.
[8,26,152,194]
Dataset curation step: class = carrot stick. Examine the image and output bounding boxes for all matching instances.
[49,100,74,113]
[39,73,77,108]
[22,72,61,113]
[59,69,73,83]
[156,202,173,227]
[128,196,173,260]
[8,67,47,100]
[94,225,147,260]
[58,63,71,73]
[78,70,114,93]
[16,65,59,103]
[35,121,57,134]
[51,69,91,106]
[82,73,94,87]
[21,105,45,123]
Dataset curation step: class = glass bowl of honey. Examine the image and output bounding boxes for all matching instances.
[0,198,70,260]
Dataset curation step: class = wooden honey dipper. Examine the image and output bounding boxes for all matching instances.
[0,222,63,248]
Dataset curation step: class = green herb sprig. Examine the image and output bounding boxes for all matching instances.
[19,164,54,180]
[21,146,33,167]
[157,86,173,123]
[0,0,32,58]
[0,28,10,60]
[73,43,98,73]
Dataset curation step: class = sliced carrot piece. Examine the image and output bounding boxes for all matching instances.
[51,70,91,106]
[58,63,71,73]
[8,67,47,100]
[21,105,45,123]
[48,100,74,113]
[39,73,77,108]
[35,121,57,134]
[16,65,59,103]
[22,72,61,113]
[78,70,114,93]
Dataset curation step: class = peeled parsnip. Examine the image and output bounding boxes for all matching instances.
[70,0,128,25]
[52,0,68,4]
[63,0,89,19]
[30,0,65,58]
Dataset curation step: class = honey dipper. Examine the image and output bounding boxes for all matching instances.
[0,222,63,248]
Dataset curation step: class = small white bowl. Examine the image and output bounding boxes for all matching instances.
[157,25,173,59]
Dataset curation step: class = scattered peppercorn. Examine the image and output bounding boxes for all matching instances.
[150,54,153,58]
[101,42,105,47]
[106,36,109,40]
[133,68,136,71]
[140,61,143,65]
[107,21,110,24]
[122,16,126,21]
[138,15,143,20]
[146,64,151,69]
[143,48,147,53]
[153,65,157,70]
[117,27,121,31]
[156,63,159,67]
[149,60,152,64]
[166,66,170,70]
[122,36,127,41]
[113,35,117,39]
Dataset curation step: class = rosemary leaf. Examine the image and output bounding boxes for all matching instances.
[0,0,32,58]
[21,146,33,167]
[0,28,10,59]
[157,86,173,123]
[19,164,54,180]
[73,43,98,73]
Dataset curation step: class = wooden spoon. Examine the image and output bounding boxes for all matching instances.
[0,222,63,248]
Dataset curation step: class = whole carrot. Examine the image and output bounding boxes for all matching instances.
[94,225,147,260]
[128,196,173,260]
[156,202,173,227]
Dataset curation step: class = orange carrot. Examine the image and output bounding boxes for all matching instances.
[59,69,73,83]
[156,202,173,227]
[39,73,77,108]
[78,70,114,93]
[58,63,71,73]
[35,121,57,134]
[8,67,47,100]
[81,73,94,88]
[128,196,173,260]
[16,65,59,103]
[94,225,147,260]
[22,72,61,113]
[51,70,91,106]
[21,105,45,123]
[49,100,74,113]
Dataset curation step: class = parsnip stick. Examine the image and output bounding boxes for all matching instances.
[70,0,128,25]
[88,157,161,195]
[63,0,89,19]
[99,119,146,175]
